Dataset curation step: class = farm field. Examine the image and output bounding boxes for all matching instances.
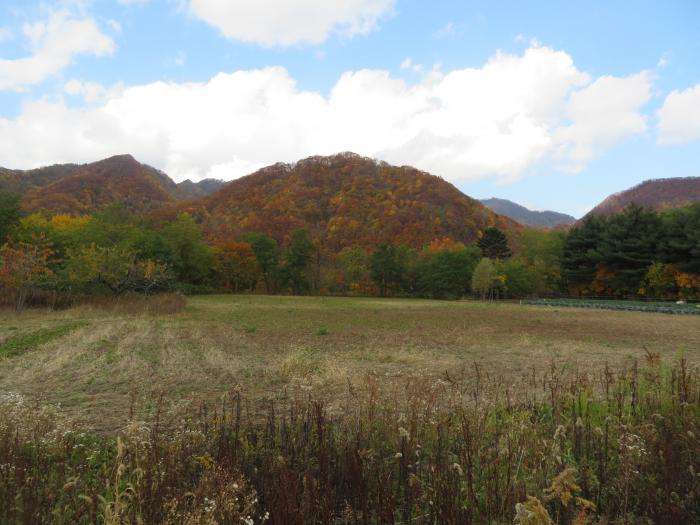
[2,295,700,524]
[1,294,698,432]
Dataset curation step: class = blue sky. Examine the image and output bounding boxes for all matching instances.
[1,0,699,217]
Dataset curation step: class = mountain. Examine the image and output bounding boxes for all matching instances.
[20,155,183,215]
[176,178,227,199]
[480,198,576,228]
[0,164,83,195]
[164,152,520,252]
[586,177,700,217]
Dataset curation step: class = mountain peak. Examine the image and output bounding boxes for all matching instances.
[480,198,575,228]
[162,153,520,251]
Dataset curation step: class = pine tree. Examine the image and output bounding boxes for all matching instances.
[477,227,511,259]
[597,204,662,295]
[562,216,605,294]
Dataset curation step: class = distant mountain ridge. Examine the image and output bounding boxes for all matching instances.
[0,164,83,195]
[480,198,576,228]
[176,178,227,199]
[2,153,519,253]
[585,177,700,217]
[0,155,226,214]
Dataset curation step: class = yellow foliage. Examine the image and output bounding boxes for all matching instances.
[513,496,552,525]
[50,214,91,231]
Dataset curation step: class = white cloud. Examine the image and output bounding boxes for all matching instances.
[554,72,652,171]
[0,45,652,184]
[187,0,395,46]
[0,10,115,91]
[657,83,700,144]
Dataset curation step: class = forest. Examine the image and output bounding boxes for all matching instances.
[2,185,700,311]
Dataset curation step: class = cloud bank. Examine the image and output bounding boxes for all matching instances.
[0,45,652,184]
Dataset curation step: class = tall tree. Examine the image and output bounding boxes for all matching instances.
[518,228,565,295]
[477,227,511,260]
[562,216,606,295]
[213,241,258,292]
[338,246,369,292]
[0,236,54,312]
[418,245,481,299]
[162,214,213,284]
[370,243,406,296]
[659,203,700,274]
[0,191,22,243]
[242,232,280,293]
[471,258,499,300]
[280,229,315,294]
[597,204,662,295]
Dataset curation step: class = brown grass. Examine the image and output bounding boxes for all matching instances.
[0,295,698,432]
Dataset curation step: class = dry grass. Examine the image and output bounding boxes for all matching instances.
[0,295,698,432]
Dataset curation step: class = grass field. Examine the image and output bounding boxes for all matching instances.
[1,294,698,432]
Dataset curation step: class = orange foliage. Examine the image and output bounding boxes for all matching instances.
[427,237,464,252]
[21,155,180,215]
[213,241,258,292]
[158,153,520,256]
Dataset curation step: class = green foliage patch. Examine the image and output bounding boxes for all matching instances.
[0,321,88,357]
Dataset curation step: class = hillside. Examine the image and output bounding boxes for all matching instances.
[586,177,700,217]
[480,197,576,228]
[0,164,83,195]
[167,152,519,251]
[20,155,183,215]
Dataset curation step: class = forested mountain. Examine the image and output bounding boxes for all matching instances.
[163,152,520,252]
[20,155,183,215]
[176,178,227,199]
[480,198,576,228]
[0,164,83,195]
[586,177,700,217]
[3,152,699,303]
[2,155,227,212]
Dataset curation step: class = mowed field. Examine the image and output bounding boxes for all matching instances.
[1,295,698,432]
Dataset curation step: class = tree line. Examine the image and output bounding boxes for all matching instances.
[1,190,699,311]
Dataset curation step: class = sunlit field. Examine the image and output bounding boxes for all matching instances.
[2,295,700,524]
[1,294,699,431]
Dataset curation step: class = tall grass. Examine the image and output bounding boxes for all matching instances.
[1,355,698,524]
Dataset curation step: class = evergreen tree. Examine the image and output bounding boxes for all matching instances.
[477,227,511,259]
[659,203,700,274]
[281,229,315,294]
[370,243,406,296]
[597,204,662,295]
[242,232,280,293]
[0,192,22,243]
[562,216,605,294]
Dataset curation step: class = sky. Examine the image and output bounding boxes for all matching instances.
[1,1,699,217]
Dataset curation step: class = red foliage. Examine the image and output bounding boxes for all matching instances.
[159,153,520,254]
[21,155,181,215]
